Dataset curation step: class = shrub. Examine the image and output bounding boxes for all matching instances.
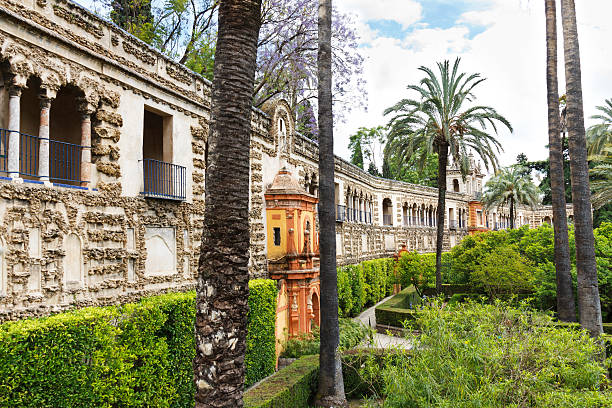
[378,301,612,407]
[470,245,535,298]
[337,258,394,318]
[397,251,435,295]
[246,279,278,386]
[243,355,319,408]
[375,287,421,328]
[280,319,370,358]
[0,285,278,407]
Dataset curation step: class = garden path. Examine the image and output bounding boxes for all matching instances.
[354,296,412,350]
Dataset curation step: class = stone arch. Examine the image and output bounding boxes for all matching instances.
[310,290,320,328]
[63,233,83,288]
[453,179,460,192]
[382,197,393,226]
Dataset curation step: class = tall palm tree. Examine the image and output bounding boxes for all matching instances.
[194,1,262,406]
[545,0,576,322]
[560,0,604,337]
[314,0,347,406]
[590,145,612,209]
[482,166,540,230]
[587,99,612,156]
[385,58,512,293]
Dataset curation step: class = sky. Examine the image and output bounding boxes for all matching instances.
[77,0,612,169]
[334,0,612,168]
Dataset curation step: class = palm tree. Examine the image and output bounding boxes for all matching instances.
[587,99,612,156]
[560,0,604,337]
[590,145,612,209]
[314,0,347,406]
[545,0,576,322]
[482,166,540,229]
[385,58,512,293]
[194,1,262,406]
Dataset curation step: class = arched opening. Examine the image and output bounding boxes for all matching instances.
[449,208,456,230]
[50,85,86,185]
[402,203,409,226]
[311,292,320,328]
[382,198,393,226]
[19,76,42,180]
[453,179,460,192]
[543,216,552,225]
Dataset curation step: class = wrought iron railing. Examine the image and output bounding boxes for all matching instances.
[49,139,84,183]
[336,205,346,222]
[412,216,418,226]
[19,132,40,178]
[473,191,483,201]
[449,220,457,230]
[403,215,409,226]
[0,129,9,175]
[383,214,392,226]
[141,158,186,200]
[365,211,372,224]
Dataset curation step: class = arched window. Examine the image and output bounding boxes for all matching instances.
[453,179,460,192]
[382,198,393,226]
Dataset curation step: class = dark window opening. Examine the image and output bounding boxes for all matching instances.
[273,227,281,246]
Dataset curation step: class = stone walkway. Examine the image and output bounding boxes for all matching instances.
[354,296,412,350]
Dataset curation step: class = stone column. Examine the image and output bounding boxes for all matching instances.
[37,97,51,182]
[79,111,92,187]
[7,86,21,178]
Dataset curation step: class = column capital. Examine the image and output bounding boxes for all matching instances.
[77,98,95,118]
[8,85,22,97]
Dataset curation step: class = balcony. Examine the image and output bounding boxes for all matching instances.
[449,220,457,230]
[403,215,409,226]
[472,191,483,201]
[383,214,392,226]
[336,205,346,222]
[0,129,88,185]
[141,158,186,200]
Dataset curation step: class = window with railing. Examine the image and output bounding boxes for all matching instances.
[383,214,392,226]
[141,159,186,200]
[336,204,346,222]
[449,220,457,230]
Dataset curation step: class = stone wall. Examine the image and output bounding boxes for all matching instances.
[0,0,566,320]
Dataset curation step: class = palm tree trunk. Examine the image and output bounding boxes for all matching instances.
[435,143,448,294]
[509,197,515,229]
[314,0,347,406]
[194,1,262,406]
[546,0,576,322]
[560,0,603,336]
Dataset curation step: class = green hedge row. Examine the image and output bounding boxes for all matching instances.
[0,280,277,408]
[374,287,421,328]
[244,355,319,408]
[337,258,395,317]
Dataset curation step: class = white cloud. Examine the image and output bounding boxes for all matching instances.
[337,0,423,30]
[334,0,612,169]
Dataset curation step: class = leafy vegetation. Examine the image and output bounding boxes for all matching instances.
[0,285,278,407]
[375,301,612,407]
[280,319,371,359]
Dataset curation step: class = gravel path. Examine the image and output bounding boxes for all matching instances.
[354,296,412,350]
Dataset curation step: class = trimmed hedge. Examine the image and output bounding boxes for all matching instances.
[337,258,395,317]
[0,283,277,407]
[375,286,421,328]
[244,355,319,408]
[246,279,278,386]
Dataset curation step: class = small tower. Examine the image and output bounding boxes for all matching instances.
[265,168,320,339]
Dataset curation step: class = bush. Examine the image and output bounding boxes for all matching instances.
[246,279,278,386]
[280,319,370,359]
[375,287,421,328]
[378,301,612,407]
[0,285,278,407]
[243,355,319,408]
[337,258,394,318]
[470,245,535,298]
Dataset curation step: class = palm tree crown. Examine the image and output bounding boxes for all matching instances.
[384,58,512,292]
[590,145,612,209]
[587,99,612,157]
[384,58,512,175]
[483,166,540,229]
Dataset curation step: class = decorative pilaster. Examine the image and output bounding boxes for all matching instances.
[7,86,22,178]
[78,101,94,187]
[37,97,51,182]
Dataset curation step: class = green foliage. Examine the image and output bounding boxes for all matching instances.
[0,286,278,407]
[246,279,278,386]
[243,355,319,408]
[280,319,370,359]
[374,287,421,328]
[470,246,535,298]
[337,258,395,318]
[396,251,435,295]
[595,223,612,321]
[378,301,612,407]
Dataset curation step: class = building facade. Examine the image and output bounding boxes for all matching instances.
[0,0,568,321]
